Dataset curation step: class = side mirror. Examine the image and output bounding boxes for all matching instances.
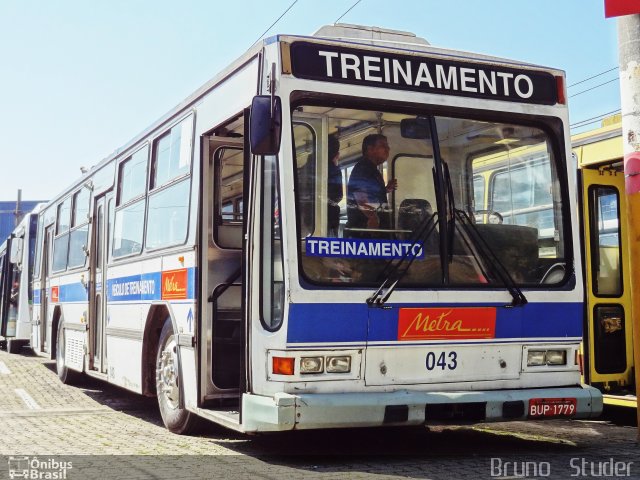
[9,237,23,265]
[400,117,431,139]
[250,95,282,155]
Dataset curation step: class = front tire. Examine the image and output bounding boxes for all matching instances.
[156,319,199,434]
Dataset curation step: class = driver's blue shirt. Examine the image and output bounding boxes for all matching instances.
[346,157,389,231]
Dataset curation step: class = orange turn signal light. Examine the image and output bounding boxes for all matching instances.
[272,357,295,375]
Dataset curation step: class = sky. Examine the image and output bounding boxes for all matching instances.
[0,0,621,200]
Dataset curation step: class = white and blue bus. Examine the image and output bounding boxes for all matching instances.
[30,24,602,433]
[0,204,43,354]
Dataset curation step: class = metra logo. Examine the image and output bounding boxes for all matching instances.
[398,307,496,340]
[161,269,188,300]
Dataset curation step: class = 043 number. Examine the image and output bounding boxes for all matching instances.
[425,351,458,371]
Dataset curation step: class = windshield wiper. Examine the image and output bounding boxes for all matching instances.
[366,211,438,307]
[442,164,527,307]
[452,210,528,307]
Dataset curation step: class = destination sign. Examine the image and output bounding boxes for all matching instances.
[289,41,558,105]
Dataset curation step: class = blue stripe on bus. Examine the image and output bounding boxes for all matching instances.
[107,272,162,302]
[287,302,583,343]
[60,282,89,302]
[187,267,195,300]
[288,303,370,343]
[34,267,197,304]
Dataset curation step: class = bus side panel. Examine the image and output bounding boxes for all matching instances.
[104,252,197,395]
[106,336,143,392]
[105,260,147,392]
[55,272,89,370]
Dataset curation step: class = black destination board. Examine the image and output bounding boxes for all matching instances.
[289,41,558,105]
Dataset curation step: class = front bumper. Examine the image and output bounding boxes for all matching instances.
[241,385,603,432]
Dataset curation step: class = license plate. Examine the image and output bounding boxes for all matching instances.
[528,398,577,418]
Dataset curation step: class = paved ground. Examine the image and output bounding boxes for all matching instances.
[0,347,638,479]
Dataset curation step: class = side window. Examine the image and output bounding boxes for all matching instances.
[95,205,103,266]
[43,205,56,229]
[261,156,284,330]
[28,215,37,296]
[214,147,243,248]
[118,147,147,204]
[52,197,72,272]
[33,214,44,279]
[72,188,91,226]
[151,116,193,189]
[146,181,190,249]
[108,199,115,262]
[490,159,553,234]
[113,146,148,258]
[146,116,193,250]
[473,174,485,211]
[57,198,71,234]
[67,188,91,268]
[293,123,316,238]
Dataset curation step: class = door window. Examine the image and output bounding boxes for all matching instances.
[214,147,244,249]
[589,186,622,296]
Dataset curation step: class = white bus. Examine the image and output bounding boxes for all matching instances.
[0,204,43,353]
[31,24,602,433]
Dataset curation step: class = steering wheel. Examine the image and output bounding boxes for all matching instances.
[474,209,503,224]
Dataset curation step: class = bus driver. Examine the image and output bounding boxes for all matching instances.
[346,134,397,237]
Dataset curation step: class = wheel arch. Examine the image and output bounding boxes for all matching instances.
[50,306,62,361]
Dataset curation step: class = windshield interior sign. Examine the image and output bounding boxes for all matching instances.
[306,237,424,259]
[289,41,558,105]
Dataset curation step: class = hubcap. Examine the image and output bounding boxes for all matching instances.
[156,337,179,410]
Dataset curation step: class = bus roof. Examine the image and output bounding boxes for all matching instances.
[573,120,622,168]
[277,23,564,74]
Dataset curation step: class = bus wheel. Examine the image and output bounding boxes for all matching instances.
[56,323,81,384]
[156,319,199,434]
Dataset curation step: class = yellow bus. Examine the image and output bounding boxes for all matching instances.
[574,115,636,408]
[470,114,635,408]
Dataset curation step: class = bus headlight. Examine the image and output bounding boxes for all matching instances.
[526,349,568,366]
[300,357,324,374]
[527,350,546,366]
[545,350,567,365]
[326,356,351,373]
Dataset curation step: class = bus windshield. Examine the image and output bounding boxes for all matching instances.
[292,102,567,287]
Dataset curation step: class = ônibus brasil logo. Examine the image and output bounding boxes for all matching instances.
[8,457,72,479]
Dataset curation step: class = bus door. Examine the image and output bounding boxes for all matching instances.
[40,226,54,352]
[581,166,634,389]
[88,195,109,373]
[1,236,22,339]
[0,243,9,338]
[206,137,245,396]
